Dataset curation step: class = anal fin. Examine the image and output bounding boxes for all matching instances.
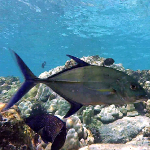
[64,101,82,118]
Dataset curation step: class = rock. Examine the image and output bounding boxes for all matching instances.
[100,113,115,123]
[1,90,7,94]
[0,104,36,149]
[0,77,21,103]
[25,85,39,99]
[0,83,11,92]
[126,104,136,112]
[66,116,84,139]
[126,134,150,146]
[39,71,51,79]
[127,111,139,117]
[66,116,94,141]
[45,98,70,116]
[94,105,102,115]
[142,126,150,137]
[62,128,80,150]
[0,103,6,112]
[80,106,102,130]
[99,116,150,143]
[146,99,150,117]
[62,116,94,150]
[45,143,52,150]
[79,144,149,150]
[119,106,127,116]
[97,105,123,123]
[82,106,94,125]
[18,101,33,118]
[35,84,57,102]
[126,104,140,117]
[145,81,150,87]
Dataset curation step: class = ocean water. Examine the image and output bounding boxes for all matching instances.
[1,0,150,79]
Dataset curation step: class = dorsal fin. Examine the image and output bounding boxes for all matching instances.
[48,55,90,79]
[66,55,90,67]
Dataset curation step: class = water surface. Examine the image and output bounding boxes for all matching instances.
[0,0,150,78]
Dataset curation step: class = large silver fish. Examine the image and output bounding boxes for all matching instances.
[2,51,147,118]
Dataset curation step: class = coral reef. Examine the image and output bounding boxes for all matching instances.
[45,98,70,116]
[79,144,150,150]
[62,116,94,150]
[0,76,19,93]
[35,84,57,102]
[18,101,33,118]
[98,116,150,144]
[62,128,79,150]
[146,99,150,117]
[81,106,102,130]
[0,103,36,150]
[0,77,21,104]
[0,55,150,150]
[97,104,123,123]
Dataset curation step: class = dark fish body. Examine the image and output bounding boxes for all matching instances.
[25,114,66,150]
[103,58,115,66]
[42,61,46,68]
[2,51,147,118]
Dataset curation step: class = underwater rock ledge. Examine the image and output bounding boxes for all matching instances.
[79,144,150,150]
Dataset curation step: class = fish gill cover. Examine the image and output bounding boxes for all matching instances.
[0,0,150,78]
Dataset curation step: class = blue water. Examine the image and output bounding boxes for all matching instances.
[1,0,150,79]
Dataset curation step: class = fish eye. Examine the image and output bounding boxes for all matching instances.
[130,84,137,90]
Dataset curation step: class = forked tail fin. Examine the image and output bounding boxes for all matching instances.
[2,50,38,111]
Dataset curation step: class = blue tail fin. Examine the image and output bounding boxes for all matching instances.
[2,50,38,111]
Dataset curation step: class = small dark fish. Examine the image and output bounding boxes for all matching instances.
[2,51,148,118]
[25,114,67,150]
[103,58,115,66]
[42,61,46,68]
